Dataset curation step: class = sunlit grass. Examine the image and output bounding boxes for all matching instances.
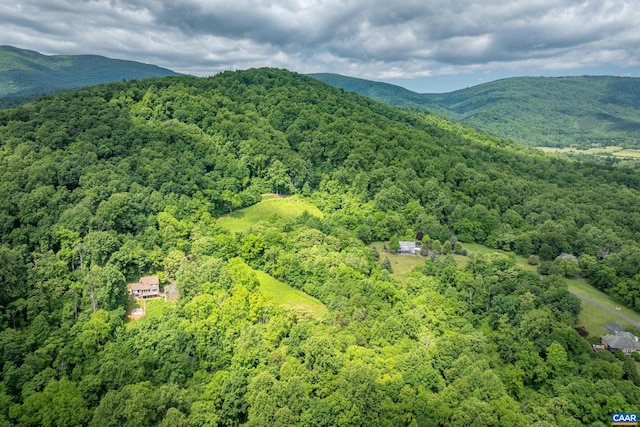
[218,194,322,233]
[567,278,640,335]
[369,242,426,282]
[615,149,640,159]
[125,298,175,328]
[254,269,327,320]
[215,195,327,320]
[576,301,635,337]
[537,145,640,160]
[144,298,173,320]
[369,241,473,282]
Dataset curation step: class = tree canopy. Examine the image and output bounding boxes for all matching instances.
[1,68,640,425]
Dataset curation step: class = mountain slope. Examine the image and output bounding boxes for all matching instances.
[308,72,452,117]
[1,69,640,424]
[0,45,180,106]
[310,73,640,147]
[427,76,640,147]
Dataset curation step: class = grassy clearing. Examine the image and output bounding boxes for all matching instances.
[575,301,635,337]
[462,242,507,255]
[370,242,426,282]
[538,145,640,159]
[216,195,326,320]
[144,298,173,320]
[254,269,327,320]
[567,278,640,335]
[615,149,640,159]
[370,242,471,281]
[125,298,175,327]
[218,194,322,233]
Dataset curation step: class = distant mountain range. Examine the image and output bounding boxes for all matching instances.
[0,45,180,107]
[310,73,640,147]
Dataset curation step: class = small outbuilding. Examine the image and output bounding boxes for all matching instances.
[397,241,421,254]
[165,280,179,302]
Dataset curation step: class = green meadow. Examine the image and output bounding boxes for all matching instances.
[217,194,323,233]
[566,278,640,335]
[539,145,640,160]
[218,195,327,320]
[125,298,175,327]
[254,269,327,320]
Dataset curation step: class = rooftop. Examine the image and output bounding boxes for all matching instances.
[139,275,159,286]
[602,332,640,351]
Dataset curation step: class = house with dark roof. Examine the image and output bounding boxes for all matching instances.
[129,275,160,299]
[604,323,626,334]
[601,332,640,355]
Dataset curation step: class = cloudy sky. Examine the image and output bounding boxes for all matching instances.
[1,0,639,92]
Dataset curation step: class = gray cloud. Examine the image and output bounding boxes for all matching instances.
[1,0,639,83]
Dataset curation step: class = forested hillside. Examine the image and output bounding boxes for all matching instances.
[1,68,640,425]
[0,45,180,107]
[428,76,640,148]
[307,73,450,116]
[312,73,640,148]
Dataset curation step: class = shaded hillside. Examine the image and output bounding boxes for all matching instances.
[427,76,640,147]
[0,45,180,107]
[309,72,452,116]
[1,69,640,425]
[311,73,640,147]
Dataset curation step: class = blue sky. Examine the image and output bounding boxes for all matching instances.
[1,0,639,93]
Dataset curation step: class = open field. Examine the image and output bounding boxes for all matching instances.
[369,242,469,281]
[615,149,640,159]
[254,269,327,320]
[567,278,640,335]
[370,242,426,282]
[145,298,174,320]
[217,196,327,320]
[538,145,640,159]
[574,299,636,337]
[218,194,323,233]
[221,193,640,334]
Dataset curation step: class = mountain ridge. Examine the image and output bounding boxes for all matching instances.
[0,45,181,106]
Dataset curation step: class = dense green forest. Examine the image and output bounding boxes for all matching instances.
[311,73,640,149]
[308,73,450,117]
[2,68,640,425]
[0,45,180,108]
